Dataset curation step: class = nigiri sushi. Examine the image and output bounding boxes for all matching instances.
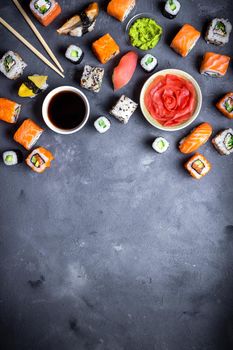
[92,33,120,64]
[112,51,138,91]
[0,98,21,124]
[185,153,211,179]
[216,92,233,119]
[26,147,54,173]
[200,52,230,77]
[14,119,43,150]
[107,0,135,22]
[18,75,48,98]
[170,24,201,57]
[57,2,99,37]
[179,123,213,154]
[30,0,61,27]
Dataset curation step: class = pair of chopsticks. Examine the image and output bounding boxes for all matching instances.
[0,0,64,78]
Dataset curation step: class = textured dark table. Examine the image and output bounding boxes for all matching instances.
[0,1,233,349]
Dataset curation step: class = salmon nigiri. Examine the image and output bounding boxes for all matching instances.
[200,52,230,77]
[14,119,43,150]
[179,122,213,154]
[112,51,138,91]
[170,24,201,57]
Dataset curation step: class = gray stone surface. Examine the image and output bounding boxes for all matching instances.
[0,0,233,349]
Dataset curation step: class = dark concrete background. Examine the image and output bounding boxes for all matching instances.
[0,0,233,349]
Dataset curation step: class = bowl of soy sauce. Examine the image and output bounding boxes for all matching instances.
[42,86,90,134]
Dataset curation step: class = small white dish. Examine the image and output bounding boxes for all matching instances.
[140,69,202,132]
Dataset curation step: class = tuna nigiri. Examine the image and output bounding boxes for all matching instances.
[200,52,230,77]
[112,51,138,91]
[179,122,213,154]
[14,119,43,150]
[170,24,201,57]
[107,0,135,22]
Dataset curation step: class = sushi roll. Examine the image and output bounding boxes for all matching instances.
[216,92,233,119]
[140,54,158,73]
[30,0,61,27]
[184,153,211,180]
[205,18,232,46]
[152,137,169,154]
[0,98,21,124]
[81,65,105,93]
[107,0,135,22]
[14,119,43,150]
[18,75,48,98]
[92,34,120,64]
[179,123,213,154]
[163,0,181,19]
[57,2,99,37]
[170,24,201,57]
[26,147,54,173]
[0,51,27,80]
[2,150,23,166]
[94,116,111,133]
[200,52,230,77]
[110,95,138,124]
[212,129,233,156]
[65,45,84,64]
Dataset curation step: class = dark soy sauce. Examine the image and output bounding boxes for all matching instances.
[48,91,86,130]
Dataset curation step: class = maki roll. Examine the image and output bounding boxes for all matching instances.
[81,65,105,93]
[163,0,181,19]
[2,150,23,166]
[212,129,233,155]
[92,33,120,64]
[30,0,61,26]
[18,75,48,98]
[200,52,230,77]
[65,45,84,64]
[14,119,43,150]
[216,92,233,119]
[110,95,138,124]
[170,24,201,57]
[140,54,158,73]
[184,153,211,180]
[152,137,169,154]
[0,98,21,124]
[94,116,111,133]
[107,0,135,22]
[205,18,232,46]
[0,51,27,80]
[26,147,54,173]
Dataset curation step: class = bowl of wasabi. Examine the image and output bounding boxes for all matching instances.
[126,13,163,51]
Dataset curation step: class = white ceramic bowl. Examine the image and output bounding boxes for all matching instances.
[42,86,90,135]
[140,69,202,132]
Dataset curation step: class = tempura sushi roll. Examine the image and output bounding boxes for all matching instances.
[0,98,21,124]
[152,137,169,154]
[205,18,232,46]
[26,147,54,173]
[184,153,211,180]
[92,34,120,64]
[94,116,111,133]
[140,54,158,73]
[14,119,43,150]
[170,24,201,57]
[216,92,233,119]
[107,0,135,22]
[179,123,213,154]
[163,0,181,19]
[18,75,48,98]
[2,150,23,166]
[65,45,84,64]
[81,65,105,93]
[200,52,230,77]
[212,129,233,155]
[110,95,138,124]
[0,51,27,80]
[30,0,61,26]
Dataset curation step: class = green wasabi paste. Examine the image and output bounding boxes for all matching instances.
[129,18,163,51]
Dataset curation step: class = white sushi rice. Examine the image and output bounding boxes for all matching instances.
[212,128,233,155]
[94,116,111,133]
[205,18,232,46]
[165,0,181,16]
[152,137,169,154]
[3,151,18,166]
[110,95,138,124]
[0,51,27,80]
[65,45,83,63]
[140,54,158,72]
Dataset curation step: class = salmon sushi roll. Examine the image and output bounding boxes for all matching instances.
[0,98,21,124]
[14,119,43,150]
[92,33,120,64]
[30,0,61,27]
[179,123,213,154]
[200,52,230,77]
[107,0,135,22]
[185,153,211,179]
[170,24,201,57]
[26,147,54,173]
[216,92,233,118]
